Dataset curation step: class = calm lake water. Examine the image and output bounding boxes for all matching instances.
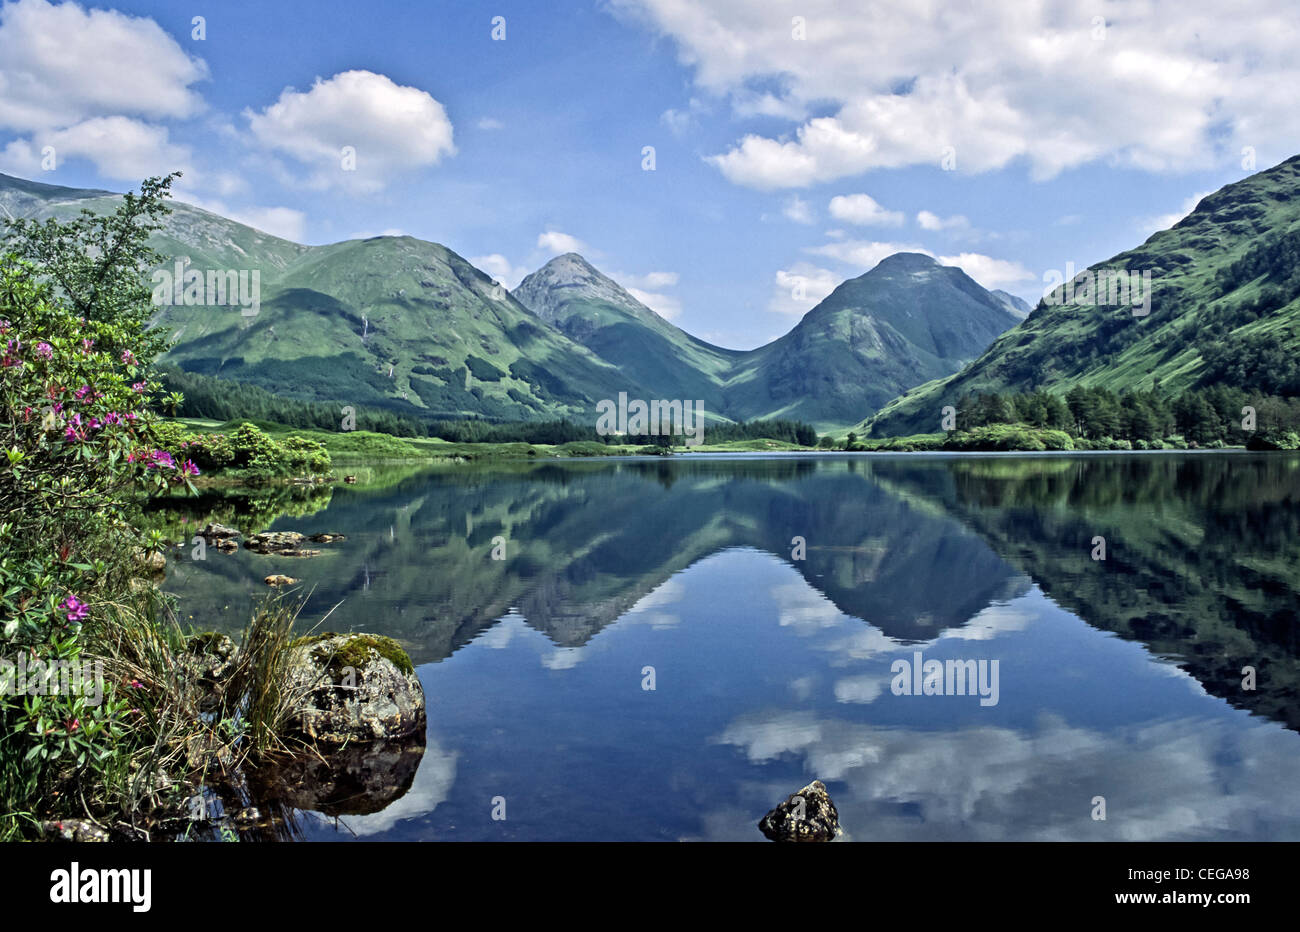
[160,452,1300,841]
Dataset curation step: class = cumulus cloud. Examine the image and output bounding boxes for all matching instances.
[769,263,841,316]
[782,195,814,224]
[0,0,207,133]
[1139,190,1214,234]
[536,230,586,255]
[471,253,531,290]
[0,116,191,180]
[805,237,1034,290]
[917,210,970,231]
[808,239,928,271]
[245,70,455,193]
[616,0,1300,187]
[937,252,1036,289]
[828,193,904,226]
[626,287,682,320]
[0,0,204,181]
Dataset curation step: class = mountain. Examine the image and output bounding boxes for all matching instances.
[2,172,1023,431]
[990,290,1032,319]
[865,154,1300,436]
[0,172,638,422]
[720,253,1023,428]
[512,253,741,410]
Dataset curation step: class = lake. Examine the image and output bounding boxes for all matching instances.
[159,452,1300,841]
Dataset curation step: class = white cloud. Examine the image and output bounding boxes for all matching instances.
[828,193,904,226]
[805,238,1034,290]
[917,210,970,231]
[471,253,531,289]
[1140,190,1213,234]
[245,70,455,193]
[0,116,192,180]
[0,0,207,133]
[537,230,586,255]
[618,0,1300,187]
[808,239,928,271]
[937,252,1036,289]
[782,195,814,224]
[626,287,682,320]
[769,263,841,315]
[618,270,679,290]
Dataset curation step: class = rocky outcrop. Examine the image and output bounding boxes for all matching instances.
[199,522,240,542]
[758,780,841,842]
[246,531,320,556]
[284,633,425,744]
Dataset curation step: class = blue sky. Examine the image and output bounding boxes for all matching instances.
[1,0,1294,348]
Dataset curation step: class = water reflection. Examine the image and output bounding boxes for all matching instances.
[160,452,1300,840]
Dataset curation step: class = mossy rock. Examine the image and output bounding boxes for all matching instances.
[284,633,424,744]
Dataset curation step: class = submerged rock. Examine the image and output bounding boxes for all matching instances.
[264,574,298,587]
[284,633,425,744]
[246,530,307,555]
[758,780,841,842]
[183,632,239,703]
[254,734,426,817]
[199,522,240,542]
[309,532,346,543]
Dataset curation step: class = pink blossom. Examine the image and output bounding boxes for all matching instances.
[60,596,88,623]
[35,342,53,359]
[132,382,146,394]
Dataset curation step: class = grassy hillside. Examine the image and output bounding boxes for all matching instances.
[725,253,1022,430]
[865,154,1300,436]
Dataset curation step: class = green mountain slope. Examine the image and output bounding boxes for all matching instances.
[512,253,742,410]
[866,154,1300,437]
[723,253,1022,429]
[0,172,638,422]
[2,172,1024,431]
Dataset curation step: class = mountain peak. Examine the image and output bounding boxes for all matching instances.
[875,252,941,271]
[513,252,645,322]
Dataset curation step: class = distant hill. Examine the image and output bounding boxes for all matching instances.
[865,154,1300,436]
[1,172,1025,431]
[512,253,741,411]
[720,253,1023,428]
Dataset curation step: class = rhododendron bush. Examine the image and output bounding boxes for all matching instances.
[0,176,194,829]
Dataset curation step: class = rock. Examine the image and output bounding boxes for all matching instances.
[308,532,346,543]
[251,735,425,817]
[40,819,110,842]
[215,539,238,553]
[246,530,307,555]
[283,633,425,744]
[279,548,322,558]
[199,522,240,541]
[264,575,298,587]
[133,549,166,572]
[182,632,239,711]
[343,475,358,484]
[758,780,841,842]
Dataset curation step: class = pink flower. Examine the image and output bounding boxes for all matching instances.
[103,411,122,426]
[132,382,146,394]
[60,596,88,623]
[180,459,200,477]
[74,385,91,400]
[121,350,136,365]
[80,338,94,354]
[35,342,52,360]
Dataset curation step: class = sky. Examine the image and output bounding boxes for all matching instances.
[1,0,1297,349]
